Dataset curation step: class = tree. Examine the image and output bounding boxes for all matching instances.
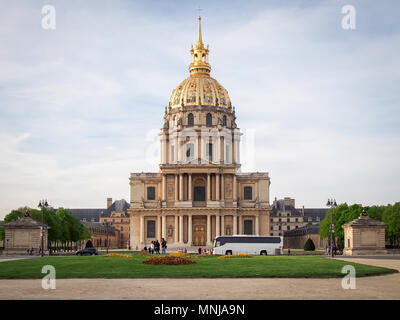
[0,226,4,242]
[304,238,315,251]
[85,240,93,248]
[4,206,91,249]
[382,203,400,247]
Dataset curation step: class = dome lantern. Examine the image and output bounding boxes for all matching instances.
[168,14,232,110]
[189,15,211,76]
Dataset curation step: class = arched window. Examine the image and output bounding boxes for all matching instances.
[188,113,194,126]
[222,115,227,126]
[206,113,212,126]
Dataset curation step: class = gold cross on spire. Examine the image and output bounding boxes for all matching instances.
[197,7,202,17]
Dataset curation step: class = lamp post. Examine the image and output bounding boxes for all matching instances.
[326,198,337,258]
[38,199,49,257]
[104,221,110,254]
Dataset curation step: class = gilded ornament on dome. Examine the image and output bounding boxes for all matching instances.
[203,79,213,103]
[186,80,197,103]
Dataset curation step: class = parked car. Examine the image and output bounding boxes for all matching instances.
[76,248,98,256]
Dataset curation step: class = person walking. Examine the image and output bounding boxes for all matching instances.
[161,238,167,254]
[155,240,160,254]
[150,241,155,254]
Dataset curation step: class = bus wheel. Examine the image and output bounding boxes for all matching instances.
[226,250,232,255]
[260,251,267,256]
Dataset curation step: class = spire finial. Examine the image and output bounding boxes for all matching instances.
[197,7,203,47]
[189,10,211,75]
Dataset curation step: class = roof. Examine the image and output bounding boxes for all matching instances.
[284,224,320,237]
[302,208,328,220]
[271,199,300,217]
[82,221,116,235]
[69,209,104,222]
[101,199,130,218]
[4,216,49,229]
[343,213,386,228]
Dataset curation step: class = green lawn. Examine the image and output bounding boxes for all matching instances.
[0,255,396,279]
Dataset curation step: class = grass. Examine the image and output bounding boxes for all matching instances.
[0,255,397,279]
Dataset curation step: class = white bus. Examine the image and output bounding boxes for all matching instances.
[213,235,283,256]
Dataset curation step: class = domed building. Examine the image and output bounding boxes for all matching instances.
[128,15,271,250]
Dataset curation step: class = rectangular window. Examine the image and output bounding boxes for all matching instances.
[206,143,213,161]
[147,220,156,238]
[147,186,156,200]
[244,220,253,235]
[186,143,194,161]
[244,186,252,200]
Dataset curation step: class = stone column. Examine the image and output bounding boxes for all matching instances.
[233,175,237,201]
[221,174,224,201]
[188,173,192,201]
[221,215,225,236]
[238,215,242,235]
[207,173,211,201]
[140,215,145,244]
[188,215,192,245]
[179,174,183,201]
[179,215,184,244]
[174,135,179,163]
[174,174,179,201]
[216,215,220,237]
[174,215,179,244]
[233,214,237,235]
[162,215,166,239]
[162,175,166,201]
[216,173,220,200]
[157,215,161,240]
[207,215,211,245]
[255,215,259,236]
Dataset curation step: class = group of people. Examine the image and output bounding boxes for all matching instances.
[143,238,167,254]
[326,244,344,256]
[198,248,213,255]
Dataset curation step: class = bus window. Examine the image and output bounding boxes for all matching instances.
[215,241,221,247]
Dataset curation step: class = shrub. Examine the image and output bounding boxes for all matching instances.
[85,240,93,248]
[304,238,316,251]
[143,256,196,265]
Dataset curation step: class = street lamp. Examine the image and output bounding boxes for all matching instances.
[326,198,337,258]
[38,199,49,257]
[103,221,110,254]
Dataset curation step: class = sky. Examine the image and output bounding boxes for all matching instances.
[0,0,399,219]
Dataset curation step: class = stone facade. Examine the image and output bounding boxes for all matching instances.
[82,221,121,249]
[270,197,328,236]
[342,211,387,255]
[129,16,271,250]
[283,224,328,250]
[4,216,49,254]
[100,199,130,248]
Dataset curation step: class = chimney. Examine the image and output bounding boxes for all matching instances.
[107,198,112,209]
[302,205,305,216]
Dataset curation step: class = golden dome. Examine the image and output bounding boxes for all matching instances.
[168,15,232,110]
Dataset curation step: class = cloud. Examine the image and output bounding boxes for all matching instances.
[0,1,399,218]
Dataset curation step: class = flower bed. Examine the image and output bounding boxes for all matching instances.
[169,252,191,258]
[143,255,196,265]
[102,253,133,258]
[218,254,252,258]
